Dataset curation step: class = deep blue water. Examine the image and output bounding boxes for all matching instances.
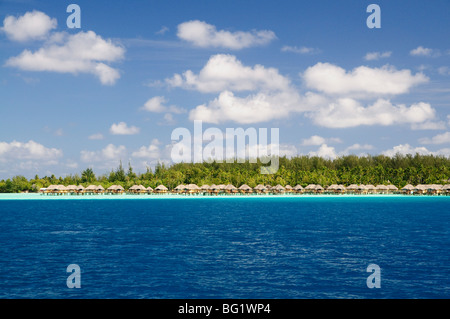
[0,196,449,299]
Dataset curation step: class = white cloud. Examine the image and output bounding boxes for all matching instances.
[156,26,169,35]
[301,135,342,146]
[308,144,338,159]
[1,10,57,42]
[166,54,290,93]
[189,90,306,124]
[303,63,428,96]
[364,51,392,61]
[0,140,63,161]
[310,98,436,128]
[281,46,321,55]
[5,30,125,85]
[88,133,104,140]
[110,122,140,135]
[344,144,374,152]
[438,66,450,76]
[382,144,432,157]
[410,46,434,57]
[80,144,127,163]
[177,20,276,49]
[131,139,161,159]
[411,120,447,130]
[419,132,450,145]
[141,96,185,114]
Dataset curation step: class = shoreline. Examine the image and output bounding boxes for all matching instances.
[1,193,449,200]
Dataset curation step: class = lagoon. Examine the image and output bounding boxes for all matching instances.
[0,196,449,298]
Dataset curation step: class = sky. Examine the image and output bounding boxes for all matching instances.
[0,0,450,179]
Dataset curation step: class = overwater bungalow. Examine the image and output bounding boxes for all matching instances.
[253,184,267,194]
[173,184,185,194]
[346,184,358,194]
[65,185,78,194]
[293,185,304,194]
[284,185,293,193]
[129,185,147,194]
[209,184,220,195]
[146,186,153,194]
[414,184,427,195]
[443,184,450,195]
[304,184,316,194]
[272,184,285,194]
[187,184,201,194]
[315,185,324,194]
[155,185,168,194]
[387,184,398,194]
[200,185,210,195]
[225,184,238,194]
[365,184,376,194]
[375,185,389,194]
[85,185,97,194]
[239,184,253,194]
[401,184,414,195]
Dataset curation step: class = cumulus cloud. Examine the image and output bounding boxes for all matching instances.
[80,144,127,165]
[364,51,392,61]
[0,140,62,161]
[177,20,276,49]
[303,63,428,96]
[131,139,162,159]
[310,99,436,128]
[5,30,125,85]
[166,54,290,93]
[302,135,342,146]
[1,10,57,42]
[141,96,185,114]
[419,132,450,145]
[308,144,338,159]
[382,144,432,157]
[410,46,435,57]
[110,122,140,135]
[88,133,104,140]
[281,46,321,55]
[189,90,309,124]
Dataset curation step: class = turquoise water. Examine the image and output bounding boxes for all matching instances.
[0,196,449,298]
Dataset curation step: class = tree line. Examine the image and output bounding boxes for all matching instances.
[1,154,449,193]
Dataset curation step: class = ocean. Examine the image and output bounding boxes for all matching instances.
[0,195,449,298]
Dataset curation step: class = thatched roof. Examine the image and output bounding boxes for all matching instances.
[116,185,124,191]
[347,184,358,190]
[285,185,293,190]
[315,185,324,190]
[443,184,450,190]
[253,184,266,190]
[77,185,85,190]
[200,185,210,190]
[225,184,237,190]
[174,184,185,191]
[273,184,285,191]
[66,185,78,191]
[305,184,316,190]
[293,184,304,190]
[375,185,389,190]
[327,184,338,190]
[365,184,376,190]
[146,186,153,192]
[402,184,414,190]
[187,184,200,190]
[155,185,168,191]
[337,185,346,190]
[85,185,97,190]
[239,184,252,190]
[357,184,367,190]
[387,184,398,190]
[107,185,118,191]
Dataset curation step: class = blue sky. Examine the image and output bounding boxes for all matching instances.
[0,0,449,179]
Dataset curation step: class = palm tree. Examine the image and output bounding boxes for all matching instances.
[81,168,95,183]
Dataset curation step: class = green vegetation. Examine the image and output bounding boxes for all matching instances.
[1,154,449,193]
